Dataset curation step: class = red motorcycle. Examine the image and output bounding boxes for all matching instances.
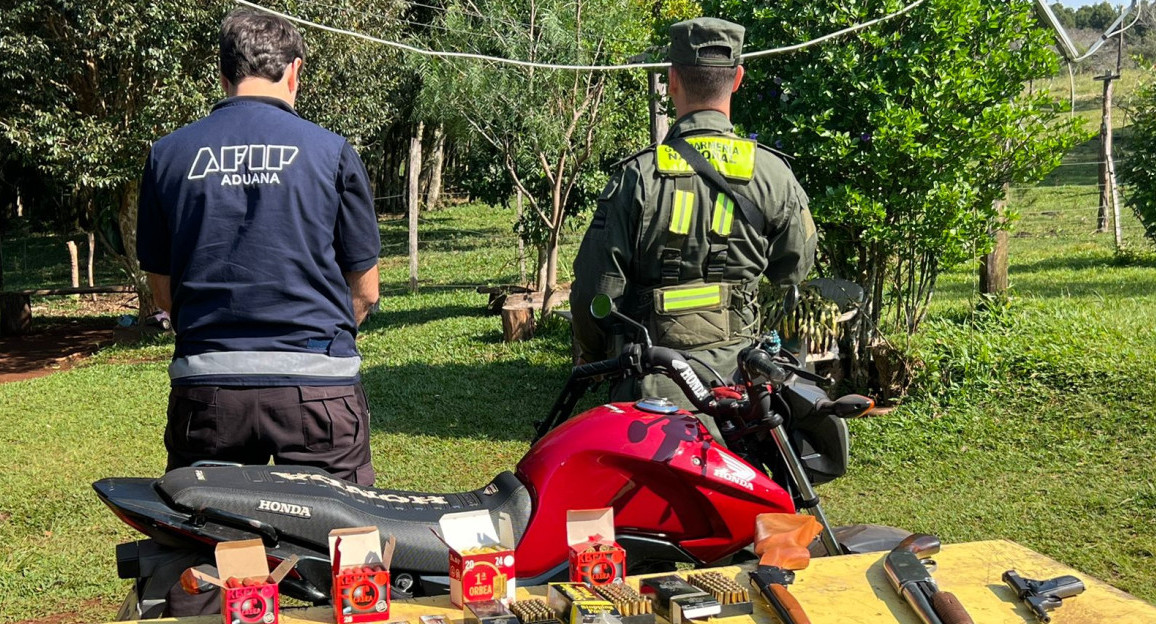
[94,293,882,620]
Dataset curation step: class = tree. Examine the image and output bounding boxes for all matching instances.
[420,0,651,317]
[702,0,1080,372]
[0,1,223,311]
[1050,3,1076,30]
[1074,2,1119,31]
[0,1,407,313]
[1119,76,1156,247]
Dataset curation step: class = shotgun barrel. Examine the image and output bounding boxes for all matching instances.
[884,534,975,624]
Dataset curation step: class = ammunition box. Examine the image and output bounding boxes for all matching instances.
[639,576,720,624]
[466,600,520,624]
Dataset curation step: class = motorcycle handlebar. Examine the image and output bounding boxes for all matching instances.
[644,346,716,414]
[572,355,628,380]
[572,341,835,419]
[570,346,717,414]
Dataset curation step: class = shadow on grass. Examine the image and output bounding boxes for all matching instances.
[360,357,576,442]
[361,302,485,331]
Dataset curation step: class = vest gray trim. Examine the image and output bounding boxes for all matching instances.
[170,351,362,379]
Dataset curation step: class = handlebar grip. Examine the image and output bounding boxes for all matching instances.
[646,346,715,412]
[931,591,975,624]
[573,357,622,379]
[768,584,812,624]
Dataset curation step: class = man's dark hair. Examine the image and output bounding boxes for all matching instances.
[219,8,306,84]
[673,47,738,104]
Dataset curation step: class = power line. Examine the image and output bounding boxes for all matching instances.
[235,0,927,71]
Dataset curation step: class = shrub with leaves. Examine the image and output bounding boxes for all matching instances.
[1120,76,1156,247]
[701,0,1081,358]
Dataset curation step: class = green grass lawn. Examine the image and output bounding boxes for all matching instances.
[2,190,1154,623]
[2,45,1152,623]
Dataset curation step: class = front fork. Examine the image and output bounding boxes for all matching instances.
[739,387,841,556]
[765,421,841,555]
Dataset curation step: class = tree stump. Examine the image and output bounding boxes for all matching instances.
[1,293,32,336]
[477,285,533,316]
[501,297,536,342]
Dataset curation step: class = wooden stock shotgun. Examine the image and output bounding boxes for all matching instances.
[883,534,975,624]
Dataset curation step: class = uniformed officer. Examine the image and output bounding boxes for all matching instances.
[570,17,817,414]
[137,8,381,485]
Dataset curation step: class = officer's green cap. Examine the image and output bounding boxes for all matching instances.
[667,17,744,68]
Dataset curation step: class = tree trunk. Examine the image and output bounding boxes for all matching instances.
[501,296,535,342]
[516,191,526,284]
[424,124,446,210]
[1,293,31,336]
[541,229,560,319]
[648,71,669,144]
[115,180,156,317]
[408,121,424,293]
[980,188,1009,295]
[979,230,1009,295]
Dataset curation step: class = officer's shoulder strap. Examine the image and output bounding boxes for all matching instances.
[756,143,795,171]
[611,142,658,170]
[666,136,766,234]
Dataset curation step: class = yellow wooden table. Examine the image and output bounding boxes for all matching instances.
[123,540,1156,624]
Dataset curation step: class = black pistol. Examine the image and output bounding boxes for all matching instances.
[1002,570,1085,623]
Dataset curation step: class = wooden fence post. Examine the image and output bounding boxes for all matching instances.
[66,240,79,291]
[408,121,424,294]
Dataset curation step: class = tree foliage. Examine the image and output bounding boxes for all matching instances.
[419,0,651,312]
[1050,2,1122,32]
[1119,75,1156,247]
[701,0,1081,345]
[0,1,407,309]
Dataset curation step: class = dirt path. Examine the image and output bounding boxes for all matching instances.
[0,318,114,382]
[0,293,137,383]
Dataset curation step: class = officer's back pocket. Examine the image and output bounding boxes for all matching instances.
[650,283,731,350]
[300,386,359,452]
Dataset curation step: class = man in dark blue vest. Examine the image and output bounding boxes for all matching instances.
[137,8,381,485]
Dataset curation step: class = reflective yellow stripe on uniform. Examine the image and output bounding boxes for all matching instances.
[656,136,757,181]
[661,284,723,312]
[711,194,735,235]
[670,190,695,235]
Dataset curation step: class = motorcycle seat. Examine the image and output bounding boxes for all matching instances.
[156,465,531,574]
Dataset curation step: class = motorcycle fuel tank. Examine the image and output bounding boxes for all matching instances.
[515,401,794,577]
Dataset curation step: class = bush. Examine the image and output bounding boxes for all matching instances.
[700,0,1082,351]
[1120,76,1156,247]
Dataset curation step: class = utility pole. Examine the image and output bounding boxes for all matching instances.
[1095,23,1124,248]
[630,52,669,144]
[648,70,669,144]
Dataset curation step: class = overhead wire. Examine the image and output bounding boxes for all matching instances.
[235,0,927,71]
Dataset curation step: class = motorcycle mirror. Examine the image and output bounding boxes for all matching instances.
[766,284,802,333]
[783,285,800,316]
[591,293,615,320]
[590,293,653,350]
